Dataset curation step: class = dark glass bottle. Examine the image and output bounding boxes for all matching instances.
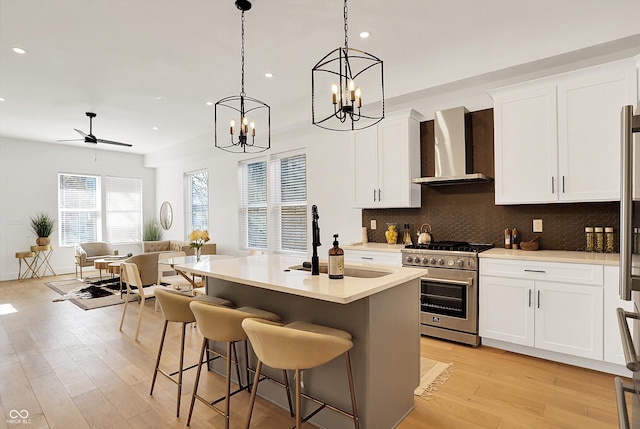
[328,234,344,279]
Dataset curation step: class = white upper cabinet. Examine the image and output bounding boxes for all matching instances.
[491,58,638,205]
[353,109,422,208]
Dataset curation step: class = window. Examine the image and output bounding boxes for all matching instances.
[184,170,209,234]
[104,176,142,243]
[270,151,307,253]
[58,173,144,247]
[239,160,267,250]
[238,150,307,253]
[58,173,101,246]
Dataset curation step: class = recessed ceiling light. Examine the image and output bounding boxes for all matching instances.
[154,96,164,100]
[359,31,370,39]
[152,126,158,130]
[12,47,26,54]
[264,72,274,78]
[206,101,214,106]
[0,97,5,102]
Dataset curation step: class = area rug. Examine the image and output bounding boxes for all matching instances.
[414,357,453,399]
[45,278,137,310]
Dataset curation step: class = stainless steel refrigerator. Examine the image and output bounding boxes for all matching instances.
[616,103,640,428]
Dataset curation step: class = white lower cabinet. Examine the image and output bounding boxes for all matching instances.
[480,258,603,360]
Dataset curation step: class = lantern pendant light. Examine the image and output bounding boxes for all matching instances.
[311,0,384,131]
[215,0,270,153]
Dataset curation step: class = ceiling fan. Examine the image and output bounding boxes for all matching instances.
[57,112,133,147]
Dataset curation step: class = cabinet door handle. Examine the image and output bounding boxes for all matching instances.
[537,290,541,309]
[562,176,565,193]
[551,176,555,194]
[528,289,532,307]
[373,189,376,201]
[378,189,381,201]
[524,269,546,273]
[360,256,374,260]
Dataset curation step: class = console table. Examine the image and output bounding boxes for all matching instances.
[30,245,56,278]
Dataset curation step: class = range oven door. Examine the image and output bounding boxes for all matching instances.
[419,268,477,334]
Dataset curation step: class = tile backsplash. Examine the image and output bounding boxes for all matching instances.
[362,108,620,251]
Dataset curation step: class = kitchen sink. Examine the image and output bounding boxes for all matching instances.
[289,264,392,278]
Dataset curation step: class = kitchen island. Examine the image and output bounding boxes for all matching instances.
[176,254,427,429]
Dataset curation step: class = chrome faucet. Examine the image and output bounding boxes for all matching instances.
[311,205,321,275]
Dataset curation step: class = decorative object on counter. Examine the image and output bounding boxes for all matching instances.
[504,227,511,249]
[30,212,56,246]
[403,223,413,245]
[605,227,615,253]
[189,229,210,261]
[417,223,434,244]
[311,0,384,131]
[214,0,270,153]
[520,236,539,251]
[594,226,604,253]
[328,234,345,279]
[361,226,368,243]
[585,227,595,252]
[511,228,519,250]
[385,223,398,244]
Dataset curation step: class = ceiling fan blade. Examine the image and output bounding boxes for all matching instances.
[74,128,88,138]
[96,138,133,147]
[56,138,84,142]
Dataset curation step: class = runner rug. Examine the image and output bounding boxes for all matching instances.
[45,277,137,310]
[414,357,454,399]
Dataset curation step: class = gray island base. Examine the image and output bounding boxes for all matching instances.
[178,254,424,429]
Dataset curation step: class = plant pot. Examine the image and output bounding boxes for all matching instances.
[36,237,50,246]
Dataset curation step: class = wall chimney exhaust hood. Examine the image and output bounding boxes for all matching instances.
[412,106,492,186]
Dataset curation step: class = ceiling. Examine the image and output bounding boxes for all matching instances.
[1,0,640,155]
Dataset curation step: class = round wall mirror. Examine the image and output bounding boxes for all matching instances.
[159,201,173,230]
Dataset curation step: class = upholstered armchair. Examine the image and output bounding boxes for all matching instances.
[181,243,216,256]
[75,242,118,278]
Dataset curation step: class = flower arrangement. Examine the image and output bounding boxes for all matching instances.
[189,229,210,249]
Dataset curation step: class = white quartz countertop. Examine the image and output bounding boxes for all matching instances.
[479,248,620,266]
[176,254,427,304]
[342,242,406,252]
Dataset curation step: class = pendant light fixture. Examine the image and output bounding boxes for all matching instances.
[312,0,384,131]
[215,0,270,153]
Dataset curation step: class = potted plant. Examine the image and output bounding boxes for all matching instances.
[30,212,56,246]
[143,218,163,241]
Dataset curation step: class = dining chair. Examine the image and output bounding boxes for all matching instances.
[119,261,163,341]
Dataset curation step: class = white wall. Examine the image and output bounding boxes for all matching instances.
[0,137,156,280]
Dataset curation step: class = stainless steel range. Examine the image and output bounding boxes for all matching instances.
[402,241,493,347]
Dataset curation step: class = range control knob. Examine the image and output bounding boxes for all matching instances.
[413,257,421,264]
[406,256,413,263]
[457,259,465,267]
[447,259,455,267]
[429,258,436,265]
[437,258,444,265]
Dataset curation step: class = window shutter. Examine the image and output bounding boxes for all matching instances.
[239,160,267,250]
[58,173,100,246]
[271,151,307,253]
[105,176,142,244]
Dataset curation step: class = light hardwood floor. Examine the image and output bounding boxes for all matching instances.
[0,272,626,428]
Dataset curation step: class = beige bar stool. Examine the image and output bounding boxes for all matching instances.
[151,288,233,417]
[187,301,293,428]
[242,319,360,429]
[15,251,37,280]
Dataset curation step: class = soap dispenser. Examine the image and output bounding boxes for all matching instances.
[328,234,344,279]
